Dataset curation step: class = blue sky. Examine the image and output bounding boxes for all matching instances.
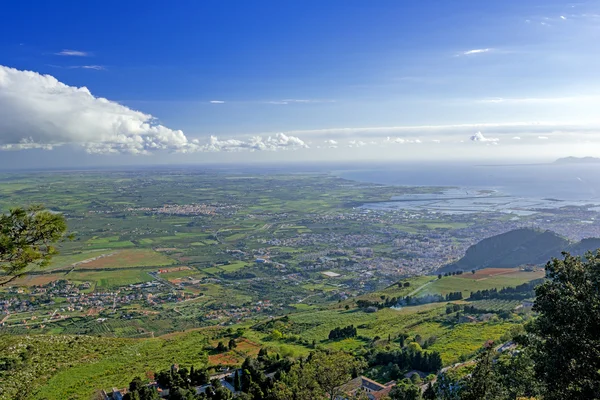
[0,0,599,168]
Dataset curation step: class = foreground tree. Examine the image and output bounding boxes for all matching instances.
[389,379,422,400]
[270,361,325,400]
[0,205,68,285]
[311,351,363,400]
[460,343,503,400]
[526,251,600,399]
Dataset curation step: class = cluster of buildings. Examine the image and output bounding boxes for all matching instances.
[126,203,238,216]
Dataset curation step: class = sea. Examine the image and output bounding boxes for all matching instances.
[332,163,600,215]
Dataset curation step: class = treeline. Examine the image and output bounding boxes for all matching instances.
[438,270,465,279]
[367,346,443,374]
[445,292,463,301]
[356,297,399,309]
[328,325,357,340]
[469,279,543,301]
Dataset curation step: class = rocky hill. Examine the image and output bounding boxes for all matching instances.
[439,228,600,273]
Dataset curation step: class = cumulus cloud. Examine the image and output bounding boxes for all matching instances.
[210,100,225,104]
[385,137,422,144]
[538,136,549,140]
[513,136,522,140]
[203,133,308,152]
[55,49,90,57]
[348,140,367,147]
[470,131,499,142]
[324,139,338,148]
[0,65,308,155]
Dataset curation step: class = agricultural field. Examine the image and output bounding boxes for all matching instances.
[415,268,546,297]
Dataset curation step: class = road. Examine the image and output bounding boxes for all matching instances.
[407,279,435,297]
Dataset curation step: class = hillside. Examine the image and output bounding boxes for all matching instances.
[440,228,571,273]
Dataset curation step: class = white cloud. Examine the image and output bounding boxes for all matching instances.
[55,49,90,57]
[68,65,105,71]
[512,136,522,140]
[431,139,441,143]
[324,139,338,148]
[461,48,492,56]
[210,100,225,104]
[470,131,499,142]
[0,65,199,154]
[203,133,308,152]
[384,137,421,144]
[348,140,367,147]
[0,65,309,155]
[560,15,567,20]
[538,136,549,140]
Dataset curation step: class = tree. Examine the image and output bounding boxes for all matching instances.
[270,361,325,400]
[438,274,442,279]
[409,373,421,385]
[460,343,502,400]
[494,352,541,400]
[167,387,195,400]
[389,364,402,380]
[129,377,144,393]
[422,382,435,400]
[215,341,228,352]
[0,205,69,285]
[234,370,242,392]
[389,379,422,400]
[311,351,362,400]
[526,251,600,399]
[228,338,237,350]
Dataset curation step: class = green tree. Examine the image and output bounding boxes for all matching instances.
[129,377,144,392]
[234,370,242,392]
[409,373,421,385]
[215,341,228,352]
[422,382,435,400]
[0,205,69,285]
[167,387,195,400]
[270,362,325,400]
[389,379,422,400]
[494,352,541,400]
[460,343,503,400]
[228,338,237,350]
[311,351,363,400]
[526,251,600,399]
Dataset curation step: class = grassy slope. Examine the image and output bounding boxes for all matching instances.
[0,332,209,400]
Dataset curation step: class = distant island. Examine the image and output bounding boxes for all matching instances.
[554,156,600,164]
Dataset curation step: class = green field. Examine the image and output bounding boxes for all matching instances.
[0,332,210,400]
[415,270,545,297]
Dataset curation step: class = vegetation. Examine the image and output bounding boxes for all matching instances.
[0,205,68,285]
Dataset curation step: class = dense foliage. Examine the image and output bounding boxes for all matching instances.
[0,205,68,285]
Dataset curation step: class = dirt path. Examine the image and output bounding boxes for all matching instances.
[407,279,435,296]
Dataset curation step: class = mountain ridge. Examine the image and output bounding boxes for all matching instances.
[439,228,600,273]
